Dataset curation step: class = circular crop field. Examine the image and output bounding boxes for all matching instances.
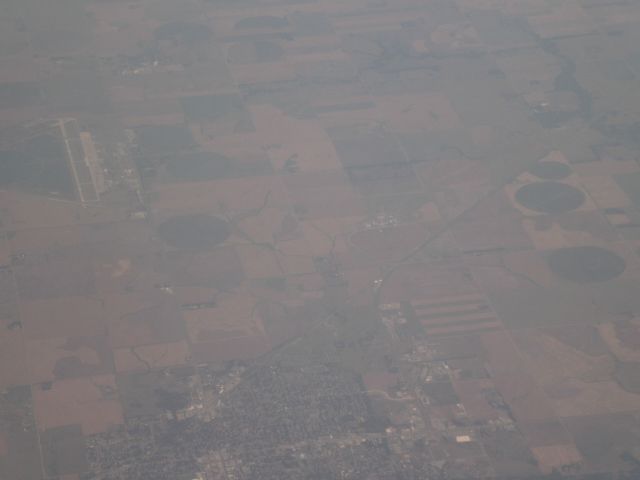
[547,246,626,283]
[515,181,585,214]
[157,214,231,250]
[528,161,571,180]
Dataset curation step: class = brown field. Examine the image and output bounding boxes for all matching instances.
[531,444,582,474]
[452,378,501,421]
[158,247,245,290]
[479,331,564,427]
[543,324,611,357]
[346,222,433,266]
[342,267,380,307]
[14,255,97,301]
[527,3,597,39]
[235,244,284,279]
[519,420,574,448]
[466,251,539,293]
[564,413,640,473]
[300,217,352,256]
[182,291,265,344]
[286,183,366,221]
[21,296,105,339]
[0,107,45,129]
[229,60,298,90]
[8,225,90,252]
[492,371,559,424]
[549,379,640,417]
[379,261,476,304]
[375,93,462,133]
[496,50,561,95]
[598,319,640,363]
[113,340,191,373]
[149,176,290,218]
[103,292,186,349]
[481,429,540,478]
[190,335,271,363]
[32,374,124,435]
[251,105,344,172]
[0,236,8,266]
[93,253,164,294]
[233,206,291,245]
[0,431,7,456]
[282,168,351,191]
[512,328,615,390]
[521,210,618,252]
[0,191,127,231]
[450,191,534,252]
[254,299,308,348]
[26,335,113,384]
[579,175,633,210]
[363,372,398,393]
[122,112,187,130]
[573,158,640,178]
[0,328,28,388]
[416,158,493,221]
[275,246,317,276]
[182,290,272,362]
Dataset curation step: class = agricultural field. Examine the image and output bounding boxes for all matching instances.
[2,0,640,479]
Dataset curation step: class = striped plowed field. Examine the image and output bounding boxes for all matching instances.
[411,293,502,337]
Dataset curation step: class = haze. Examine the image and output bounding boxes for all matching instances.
[1,0,640,479]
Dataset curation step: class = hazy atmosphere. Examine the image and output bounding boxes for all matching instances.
[1,0,640,479]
